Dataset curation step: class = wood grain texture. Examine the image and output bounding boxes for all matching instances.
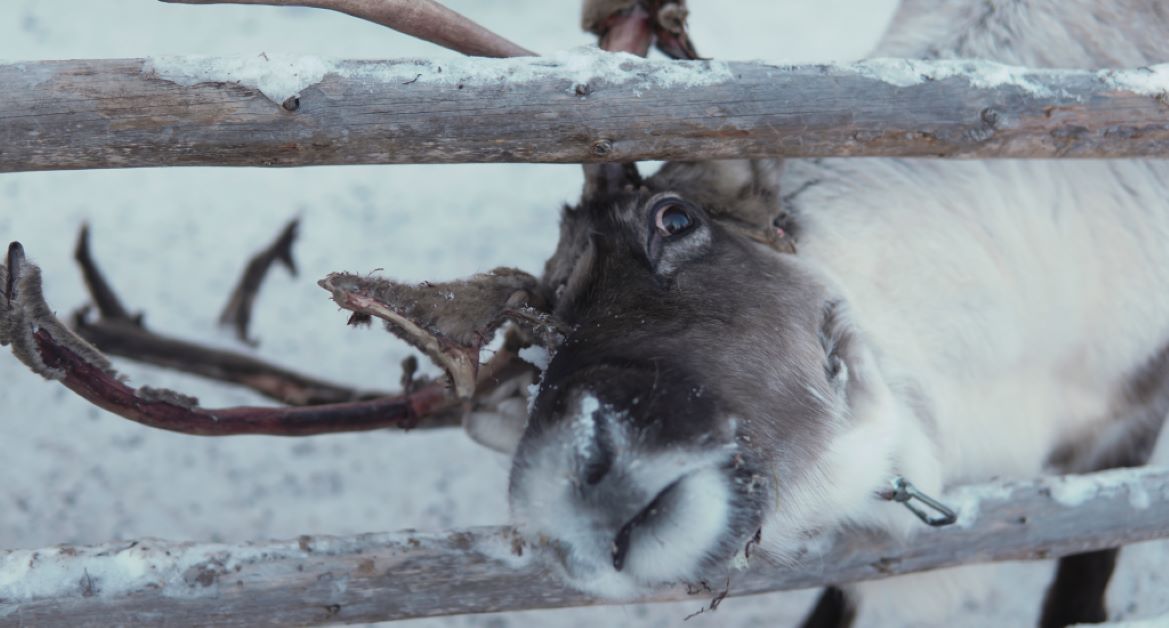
[2,467,1167,626]
[2,56,1169,172]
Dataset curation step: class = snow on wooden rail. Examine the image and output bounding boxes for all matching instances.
[2,467,1167,626]
[3,51,1169,172]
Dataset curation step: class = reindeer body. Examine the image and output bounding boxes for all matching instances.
[785,156,1169,622]
[788,156,1169,513]
[788,0,1169,499]
[772,4,1169,622]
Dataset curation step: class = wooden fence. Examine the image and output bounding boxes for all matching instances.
[3,54,1169,172]
[2,467,1167,626]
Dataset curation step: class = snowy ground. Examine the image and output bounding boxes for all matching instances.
[1,1,1166,627]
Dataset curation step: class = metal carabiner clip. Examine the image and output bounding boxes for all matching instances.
[880,476,958,527]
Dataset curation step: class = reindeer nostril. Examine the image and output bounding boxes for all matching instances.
[610,478,682,571]
[611,517,634,571]
[584,454,612,486]
[579,402,615,486]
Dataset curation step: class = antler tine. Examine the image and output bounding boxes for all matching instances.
[218,217,300,346]
[160,0,536,58]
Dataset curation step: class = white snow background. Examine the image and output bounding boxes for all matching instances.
[1,1,1166,627]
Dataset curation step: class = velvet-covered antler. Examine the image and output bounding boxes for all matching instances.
[581,0,700,59]
[320,269,566,400]
[5,221,554,441]
[4,235,562,438]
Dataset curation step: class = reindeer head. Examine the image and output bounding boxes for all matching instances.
[503,160,871,595]
[320,158,871,595]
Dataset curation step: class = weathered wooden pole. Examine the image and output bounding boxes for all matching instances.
[2,467,1167,626]
[2,54,1168,172]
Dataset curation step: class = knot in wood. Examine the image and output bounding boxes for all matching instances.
[591,139,614,156]
[980,107,1000,127]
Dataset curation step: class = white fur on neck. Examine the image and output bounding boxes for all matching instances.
[761,330,943,557]
[771,1,1169,619]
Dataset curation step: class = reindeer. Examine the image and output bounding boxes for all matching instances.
[503,1,1169,626]
[263,1,1169,622]
[2,0,1168,626]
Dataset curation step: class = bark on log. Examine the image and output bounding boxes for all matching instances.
[2,54,1169,172]
[2,467,1167,626]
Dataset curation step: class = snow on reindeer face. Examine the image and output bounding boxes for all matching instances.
[506,162,856,595]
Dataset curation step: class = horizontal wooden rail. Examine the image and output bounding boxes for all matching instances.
[2,53,1169,172]
[1,466,1167,626]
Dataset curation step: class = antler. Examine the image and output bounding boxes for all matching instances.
[73,224,385,407]
[320,269,566,400]
[582,0,700,59]
[4,217,555,442]
[2,241,463,436]
[218,218,299,346]
[159,0,535,58]
[4,1,693,442]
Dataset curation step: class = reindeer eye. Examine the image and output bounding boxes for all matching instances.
[654,201,694,237]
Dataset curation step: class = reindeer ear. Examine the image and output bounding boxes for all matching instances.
[581,162,642,204]
[819,300,853,396]
[818,300,885,409]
